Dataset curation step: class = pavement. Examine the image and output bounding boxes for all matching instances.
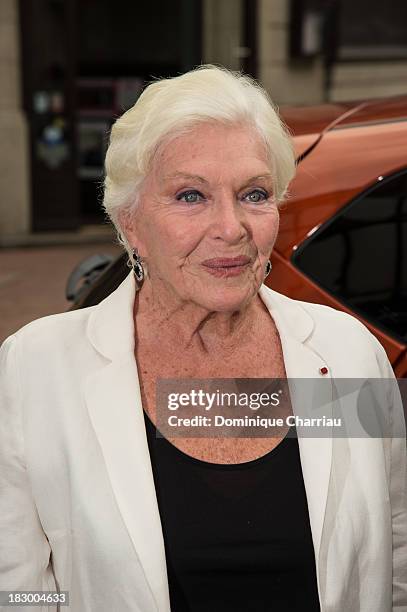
[0,241,122,345]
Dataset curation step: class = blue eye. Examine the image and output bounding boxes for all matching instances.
[176,190,204,204]
[244,189,269,203]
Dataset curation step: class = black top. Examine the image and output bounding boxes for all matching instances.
[143,410,321,612]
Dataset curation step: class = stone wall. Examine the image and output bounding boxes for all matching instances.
[257,0,407,105]
[203,0,243,71]
[330,61,407,102]
[258,0,325,105]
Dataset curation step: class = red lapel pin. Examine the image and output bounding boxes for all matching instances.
[319,366,328,375]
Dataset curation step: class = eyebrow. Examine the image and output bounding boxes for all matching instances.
[162,172,274,186]
[162,172,209,183]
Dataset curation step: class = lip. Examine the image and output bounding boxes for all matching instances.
[201,256,251,278]
[201,256,251,268]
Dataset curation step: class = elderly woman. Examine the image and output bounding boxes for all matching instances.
[0,66,406,612]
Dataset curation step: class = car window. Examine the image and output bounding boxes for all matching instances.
[292,169,407,344]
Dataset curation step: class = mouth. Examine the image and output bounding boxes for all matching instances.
[201,256,251,277]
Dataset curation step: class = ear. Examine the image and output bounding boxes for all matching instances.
[117,206,135,242]
[118,207,148,258]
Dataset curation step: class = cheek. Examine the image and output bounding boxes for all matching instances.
[252,211,280,251]
[150,215,202,260]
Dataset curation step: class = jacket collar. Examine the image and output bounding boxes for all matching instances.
[86,271,137,361]
[87,270,315,361]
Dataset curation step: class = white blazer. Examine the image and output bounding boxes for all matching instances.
[0,270,406,612]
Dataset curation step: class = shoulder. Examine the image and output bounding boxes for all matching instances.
[263,282,372,335]
[0,305,106,397]
[301,297,371,333]
[302,300,392,377]
[263,285,392,376]
[300,298,386,344]
[1,305,97,355]
[273,286,372,335]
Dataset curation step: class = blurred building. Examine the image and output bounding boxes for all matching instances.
[1,0,406,245]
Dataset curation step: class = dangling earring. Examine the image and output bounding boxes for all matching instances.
[264,260,272,278]
[132,247,144,283]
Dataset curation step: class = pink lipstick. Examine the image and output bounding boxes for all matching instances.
[201,256,251,277]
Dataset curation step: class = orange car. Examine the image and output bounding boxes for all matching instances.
[68,96,407,376]
[276,97,407,376]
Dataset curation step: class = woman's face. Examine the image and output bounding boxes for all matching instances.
[123,122,280,312]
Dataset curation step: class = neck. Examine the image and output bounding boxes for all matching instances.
[134,277,264,355]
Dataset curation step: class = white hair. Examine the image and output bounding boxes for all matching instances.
[103,64,297,261]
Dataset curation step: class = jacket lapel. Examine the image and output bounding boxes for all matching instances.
[84,272,333,611]
[85,359,170,612]
[259,284,334,603]
[84,272,171,612]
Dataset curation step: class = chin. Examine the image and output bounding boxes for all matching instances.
[196,283,257,312]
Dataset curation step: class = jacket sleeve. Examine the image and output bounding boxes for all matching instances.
[0,335,58,612]
[369,333,407,611]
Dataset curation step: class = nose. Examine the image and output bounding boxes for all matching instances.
[209,194,249,244]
